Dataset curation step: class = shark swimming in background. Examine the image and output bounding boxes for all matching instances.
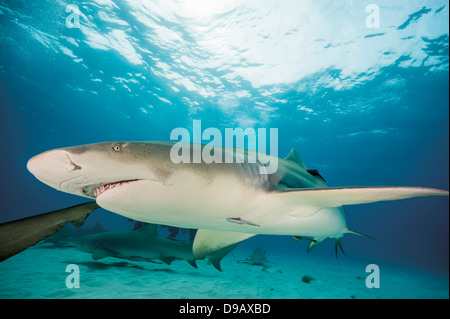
[41,221,108,248]
[26,141,449,259]
[71,224,236,271]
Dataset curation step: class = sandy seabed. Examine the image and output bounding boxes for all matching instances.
[0,242,448,299]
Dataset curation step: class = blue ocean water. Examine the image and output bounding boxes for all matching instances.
[0,0,448,299]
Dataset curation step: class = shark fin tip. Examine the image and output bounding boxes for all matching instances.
[345,228,375,240]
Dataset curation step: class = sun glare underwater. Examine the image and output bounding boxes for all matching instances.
[0,0,449,299]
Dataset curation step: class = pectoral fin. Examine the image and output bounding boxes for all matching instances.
[92,247,115,260]
[193,229,255,259]
[279,186,448,217]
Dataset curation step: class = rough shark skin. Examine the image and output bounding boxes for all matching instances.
[0,202,100,262]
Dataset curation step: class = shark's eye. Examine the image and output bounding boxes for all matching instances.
[112,144,122,152]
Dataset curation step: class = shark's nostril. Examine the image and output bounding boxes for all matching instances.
[69,162,82,171]
[66,155,82,171]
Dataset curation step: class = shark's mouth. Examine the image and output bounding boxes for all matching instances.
[82,180,140,198]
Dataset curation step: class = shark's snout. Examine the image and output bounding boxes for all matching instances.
[27,149,82,190]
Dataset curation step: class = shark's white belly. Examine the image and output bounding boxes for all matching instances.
[96,176,347,238]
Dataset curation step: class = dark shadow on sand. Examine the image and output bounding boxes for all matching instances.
[63,259,179,274]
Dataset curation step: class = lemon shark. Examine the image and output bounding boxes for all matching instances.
[0,202,100,261]
[26,141,449,259]
[71,224,236,271]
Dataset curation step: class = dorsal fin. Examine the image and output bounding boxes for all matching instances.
[284,149,307,169]
[134,224,158,236]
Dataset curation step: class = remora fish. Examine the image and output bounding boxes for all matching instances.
[71,224,236,271]
[0,202,100,261]
[26,141,449,258]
